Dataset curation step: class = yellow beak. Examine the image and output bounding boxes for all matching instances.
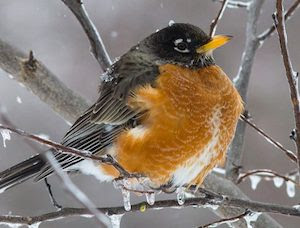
[196,35,232,54]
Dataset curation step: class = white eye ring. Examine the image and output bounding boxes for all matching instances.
[174,46,190,53]
[173,39,190,53]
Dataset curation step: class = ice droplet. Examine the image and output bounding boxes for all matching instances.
[249,175,261,190]
[121,188,131,211]
[286,176,296,198]
[110,31,118,38]
[16,96,22,104]
[168,20,175,26]
[145,192,155,205]
[0,129,11,148]
[273,176,284,188]
[244,212,262,228]
[160,2,164,8]
[176,187,185,205]
[109,214,123,228]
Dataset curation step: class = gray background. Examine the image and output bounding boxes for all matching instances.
[0,0,299,227]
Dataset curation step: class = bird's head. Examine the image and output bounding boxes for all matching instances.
[138,23,232,68]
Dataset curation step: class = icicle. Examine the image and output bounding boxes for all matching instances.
[249,175,261,190]
[273,176,284,188]
[293,205,300,210]
[0,129,11,148]
[109,214,123,228]
[0,223,23,228]
[145,192,155,205]
[121,188,131,211]
[176,187,185,205]
[286,176,296,198]
[168,20,175,26]
[28,222,41,228]
[244,212,262,228]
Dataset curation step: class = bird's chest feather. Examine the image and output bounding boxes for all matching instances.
[105,64,243,186]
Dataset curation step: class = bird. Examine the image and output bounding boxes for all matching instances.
[0,23,243,193]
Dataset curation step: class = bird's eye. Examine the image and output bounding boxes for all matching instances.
[177,42,188,50]
[174,40,189,53]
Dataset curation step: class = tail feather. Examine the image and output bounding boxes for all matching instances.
[0,155,45,193]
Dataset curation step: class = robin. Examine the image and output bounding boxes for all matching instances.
[0,23,243,193]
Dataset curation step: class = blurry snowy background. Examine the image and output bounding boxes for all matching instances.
[0,0,300,227]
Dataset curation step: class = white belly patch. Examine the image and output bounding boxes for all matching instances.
[172,108,222,186]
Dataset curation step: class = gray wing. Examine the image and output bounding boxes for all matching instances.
[35,59,158,181]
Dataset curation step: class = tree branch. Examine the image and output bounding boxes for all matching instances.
[257,0,300,43]
[0,39,89,123]
[225,0,265,181]
[199,210,250,228]
[213,0,250,9]
[240,114,298,163]
[61,0,112,70]
[1,192,299,226]
[274,0,300,179]
[209,0,229,37]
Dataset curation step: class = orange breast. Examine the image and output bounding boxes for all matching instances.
[101,64,243,187]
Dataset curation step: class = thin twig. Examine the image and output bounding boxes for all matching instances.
[209,0,229,37]
[0,124,132,178]
[237,169,300,187]
[257,0,300,43]
[0,194,299,226]
[199,210,250,228]
[225,0,265,181]
[240,114,298,163]
[45,152,110,227]
[44,178,63,210]
[61,0,112,70]
[274,0,300,179]
[213,0,250,9]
